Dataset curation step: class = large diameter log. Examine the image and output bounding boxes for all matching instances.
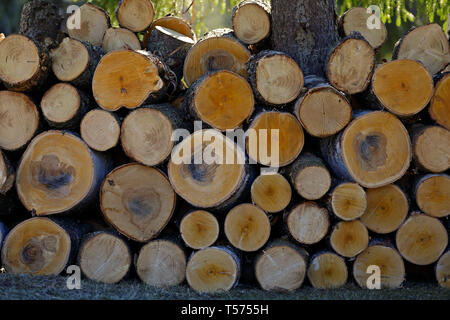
[255,240,308,291]
[360,184,408,234]
[184,70,254,131]
[320,111,411,188]
[430,73,450,130]
[78,231,131,284]
[307,252,348,289]
[102,28,141,53]
[232,0,271,45]
[67,3,110,46]
[186,246,240,293]
[414,174,450,218]
[183,28,251,86]
[330,220,369,258]
[93,50,177,111]
[393,24,450,75]
[80,109,121,152]
[136,239,186,287]
[180,210,219,249]
[396,213,448,265]
[16,131,111,216]
[0,34,50,92]
[0,150,14,195]
[247,50,304,106]
[224,203,271,252]
[329,182,367,221]
[116,0,155,33]
[0,91,39,151]
[436,251,450,288]
[100,164,176,242]
[353,244,405,289]
[250,173,291,213]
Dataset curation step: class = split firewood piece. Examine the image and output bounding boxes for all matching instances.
[414,174,450,218]
[183,28,251,86]
[393,24,450,75]
[250,173,291,213]
[436,251,450,288]
[353,244,405,289]
[136,239,186,287]
[338,7,387,49]
[93,50,177,111]
[184,70,254,131]
[168,130,250,211]
[51,37,104,89]
[0,34,50,92]
[396,213,448,265]
[285,153,331,200]
[143,15,196,47]
[180,210,219,249]
[16,130,111,216]
[121,105,184,166]
[224,203,271,252]
[67,3,110,46]
[360,184,408,234]
[329,182,367,221]
[116,0,155,33]
[429,73,450,130]
[320,111,411,188]
[0,150,15,195]
[78,231,131,284]
[186,246,240,293]
[285,202,330,245]
[326,33,375,94]
[102,27,141,52]
[0,91,39,151]
[80,109,121,152]
[40,83,90,130]
[255,239,308,291]
[307,252,348,289]
[100,163,176,242]
[247,50,304,106]
[330,220,369,258]
[232,0,271,45]
[294,76,352,138]
[247,111,304,167]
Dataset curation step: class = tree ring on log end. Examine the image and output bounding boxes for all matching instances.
[180,210,219,249]
[51,38,89,82]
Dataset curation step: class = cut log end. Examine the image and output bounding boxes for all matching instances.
[330,220,369,258]
[251,173,291,213]
[286,202,329,245]
[50,38,89,82]
[116,0,155,32]
[180,210,219,249]
[102,28,141,53]
[67,3,109,46]
[41,83,81,127]
[307,252,348,289]
[430,73,450,130]
[232,1,271,45]
[331,183,367,221]
[294,165,331,200]
[0,150,15,194]
[413,126,450,173]
[81,109,120,152]
[436,251,450,288]
[143,15,196,48]
[415,174,450,218]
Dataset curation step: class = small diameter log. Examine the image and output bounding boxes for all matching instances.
[320,111,411,188]
[80,109,121,152]
[121,105,184,166]
[247,50,304,106]
[136,239,186,287]
[232,0,271,45]
[183,28,251,86]
[326,33,375,94]
[430,73,450,130]
[285,153,331,200]
[255,240,308,291]
[116,0,155,33]
[16,131,110,216]
[393,24,450,75]
[330,220,369,258]
[180,210,219,249]
[360,184,408,234]
[67,3,110,46]
[40,83,90,130]
[396,213,448,265]
[143,15,196,48]
[251,173,291,213]
[168,130,250,211]
[224,203,271,252]
[93,50,177,111]
[371,60,434,117]
[414,174,450,218]
[307,252,348,289]
[102,27,141,53]
[0,34,50,92]
[411,125,450,173]
[338,7,387,49]
[78,231,131,284]
[0,91,39,151]
[285,202,330,245]
[436,251,450,288]
[0,150,14,195]
[246,111,305,167]
[353,244,405,289]
[184,70,254,131]
[330,182,367,221]
[294,76,352,138]
[51,37,104,89]
[186,246,241,293]
[100,164,176,242]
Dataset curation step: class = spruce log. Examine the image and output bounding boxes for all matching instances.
[436,250,450,288]
[116,0,155,33]
[143,15,197,47]
[102,27,141,53]
[414,174,450,218]
[329,182,367,221]
[250,173,291,213]
[180,210,219,249]
[429,73,450,130]
[0,150,14,195]
[67,3,110,46]
[232,0,271,45]
[80,109,121,152]
[330,220,369,258]
[307,251,348,289]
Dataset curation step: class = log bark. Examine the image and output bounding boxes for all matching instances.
[67,3,110,46]
[0,150,15,195]
[232,0,271,45]
[250,173,291,213]
[102,27,141,53]
[179,210,219,249]
[429,72,450,130]
[414,174,450,218]
[80,109,121,152]
[330,220,369,258]
[307,251,348,289]
[328,182,367,221]
[116,0,155,33]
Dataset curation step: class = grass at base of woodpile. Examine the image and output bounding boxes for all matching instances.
[0,273,448,300]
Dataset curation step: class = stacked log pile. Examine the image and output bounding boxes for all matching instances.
[0,0,448,293]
